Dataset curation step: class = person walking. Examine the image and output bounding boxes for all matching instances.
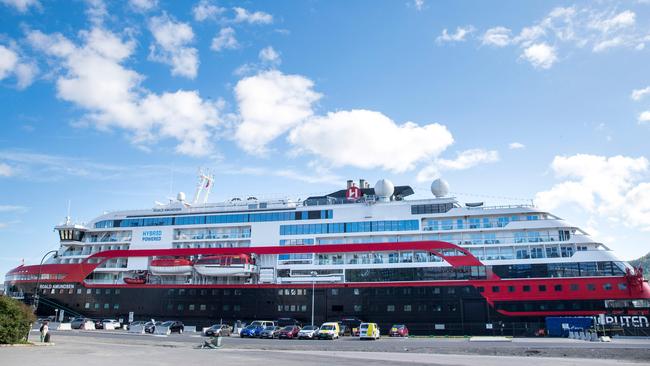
[40,321,49,342]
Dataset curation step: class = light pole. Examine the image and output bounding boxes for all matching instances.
[33,250,59,314]
[310,270,317,327]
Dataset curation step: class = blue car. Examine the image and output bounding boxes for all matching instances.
[240,325,264,338]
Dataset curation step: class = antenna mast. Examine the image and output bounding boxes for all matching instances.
[192,168,214,205]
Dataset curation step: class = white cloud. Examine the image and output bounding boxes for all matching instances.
[0,163,14,177]
[436,26,475,43]
[631,86,650,101]
[639,111,650,123]
[259,46,280,64]
[193,0,224,21]
[0,0,40,12]
[234,70,321,154]
[520,43,557,69]
[85,0,107,26]
[437,149,499,170]
[233,7,273,24]
[0,44,37,89]
[210,27,238,52]
[509,142,525,150]
[593,37,625,52]
[129,0,157,11]
[481,27,512,47]
[414,0,424,11]
[288,109,454,173]
[0,205,27,212]
[27,27,221,156]
[536,154,650,231]
[148,14,199,79]
[589,10,636,33]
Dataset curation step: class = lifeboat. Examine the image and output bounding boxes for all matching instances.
[149,258,192,275]
[123,277,146,285]
[194,254,257,277]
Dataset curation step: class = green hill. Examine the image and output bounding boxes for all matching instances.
[629,252,650,279]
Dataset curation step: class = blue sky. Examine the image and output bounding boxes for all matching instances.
[1,0,650,278]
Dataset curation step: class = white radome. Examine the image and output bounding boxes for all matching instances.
[177,192,186,202]
[374,179,395,200]
[431,179,449,198]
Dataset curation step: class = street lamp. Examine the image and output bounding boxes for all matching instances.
[310,270,317,327]
[33,250,59,314]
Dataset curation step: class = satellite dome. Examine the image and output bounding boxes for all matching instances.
[431,179,449,198]
[374,179,395,201]
[177,192,186,202]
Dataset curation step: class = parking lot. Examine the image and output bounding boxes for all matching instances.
[2,326,647,365]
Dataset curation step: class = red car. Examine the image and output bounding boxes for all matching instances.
[278,325,301,339]
[389,324,409,337]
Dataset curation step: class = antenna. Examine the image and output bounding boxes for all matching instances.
[192,168,215,205]
[65,200,71,225]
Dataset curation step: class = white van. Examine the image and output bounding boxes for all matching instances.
[359,323,380,340]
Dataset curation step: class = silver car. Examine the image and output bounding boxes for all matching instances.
[297,325,319,339]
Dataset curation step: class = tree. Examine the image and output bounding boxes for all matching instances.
[0,296,36,344]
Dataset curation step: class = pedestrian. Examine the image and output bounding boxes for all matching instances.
[40,321,49,342]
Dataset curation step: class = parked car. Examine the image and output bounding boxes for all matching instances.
[70,317,91,329]
[102,319,121,329]
[260,326,282,339]
[278,325,301,339]
[297,325,319,339]
[317,322,340,340]
[144,321,163,333]
[389,324,409,337]
[126,321,146,331]
[277,318,302,327]
[204,324,232,337]
[359,323,380,340]
[249,320,276,328]
[240,324,264,338]
[340,317,363,336]
[160,320,184,334]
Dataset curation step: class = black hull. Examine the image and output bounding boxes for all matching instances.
[13,282,614,336]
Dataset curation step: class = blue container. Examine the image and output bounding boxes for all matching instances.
[545,317,594,337]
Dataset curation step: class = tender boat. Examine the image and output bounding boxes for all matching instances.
[194,254,257,277]
[149,258,192,275]
[123,277,146,285]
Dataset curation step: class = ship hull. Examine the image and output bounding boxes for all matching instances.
[8,278,650,336]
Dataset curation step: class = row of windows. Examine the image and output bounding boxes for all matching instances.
[495,300,606,312]
[492,261,626,279]
[479,282,627,294]
[278,239,315,262]
[85,302,120,310]
[345,266,487,282]
[166,288,243,296]
[94,209,334,228]
[44,288,122,295]
[422,215,541,231]
[411,203,455,214]
[280,220,419,236]
[167,303,241,312]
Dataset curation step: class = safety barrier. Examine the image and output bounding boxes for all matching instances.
[128,324,145,334]
[56,323,72,331]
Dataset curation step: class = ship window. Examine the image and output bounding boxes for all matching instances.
[538,285,547,292]
[234,305,241,312]
[554,285,563,292]
[177,304,184,311]
[447,288,455,294]
[491,286,500,293]
[86,289,91,294]
[115,289,120,295]
[277,305,282,312]
[477,287,484,293]
[76,289,82,294]
[404,305,412,312]
[508,286,515,293]
[448,304,457,312]
[433,304,442,312]
[331,289,339,296]
[189,304,195,311]
[105,289,111,295]
[278,289,283,295]
[618,283,627,290]
[523,285,531,292]
[223,304,230,311]
[85,303,90,309]
[570,284,579,291]
[387,305,395,312]
[603,283,612,290]
[587,284,596,291]
[94,303,100,309]
[353,288,360,295]
[354,305,362,312]
[433,287,441,294]
[200,304,206,311]
[113,304,119,310]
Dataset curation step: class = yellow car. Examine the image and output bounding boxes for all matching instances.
[317,322,340,340]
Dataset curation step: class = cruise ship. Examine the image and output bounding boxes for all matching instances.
[4,173,650,335]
